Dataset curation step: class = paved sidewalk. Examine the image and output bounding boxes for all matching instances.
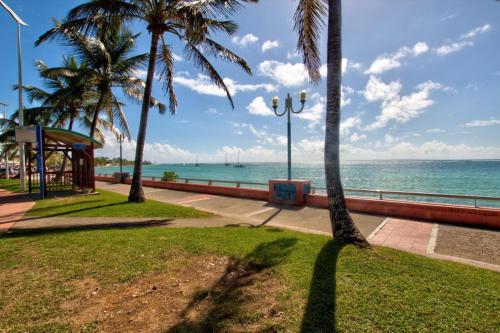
[95,182,385,237]
[0,189,35,234]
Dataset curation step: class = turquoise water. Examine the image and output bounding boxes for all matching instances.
[96,160,500,207]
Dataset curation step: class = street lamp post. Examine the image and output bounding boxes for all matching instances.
[271,91,307,180]
[117,133,125,174]
[0,102,9,179]
[0,0,28,191]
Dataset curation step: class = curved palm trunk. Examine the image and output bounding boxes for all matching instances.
[59,113,76,174]
[89,93,106,139]
[325,0,369,247]
[129,32,160,203]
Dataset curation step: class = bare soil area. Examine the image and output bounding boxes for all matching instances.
[61,255,287,333]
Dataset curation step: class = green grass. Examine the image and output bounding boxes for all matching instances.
[24,189,211,218]
[0,179,21,192]
[0,179,210,219]
[0,226,498,332]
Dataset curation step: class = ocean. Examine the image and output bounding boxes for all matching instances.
[96,160,500,207]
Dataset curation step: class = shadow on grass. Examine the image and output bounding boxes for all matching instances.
[166,238,298,332]
[10,202,131,222]
[3,219,173,238]
[300,240,344,333]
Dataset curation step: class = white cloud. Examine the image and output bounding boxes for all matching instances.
[363,76,402,102]
[350,133,367,143]
[365,42,429,75]
[172,53,183,61]
[435,40,474,56]
[296,93,325,129]
[460,24,492,39]
[246,96,274,116]
[96,131,194,164]
[206,108,222,115]
[435,24,491,56]
[384,134,396,144]
[97,129,500,164]
[439,13,457,22]
[231,33,259,47]
[364,78,450,130]
[287,50,300,59]
[258,60,309,87]
[426,128,446,133]
[340,116,362,137]
[319,58,361,78]
[339,141,500,161]
[465,119,500,127]
[261,40,280,53]
[174,73,277,97]
[413,42,430,56]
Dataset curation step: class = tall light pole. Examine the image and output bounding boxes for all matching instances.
[271,91,307,180]
[0,0,28,190]
[0,102,9,179]
[117,133,125,174]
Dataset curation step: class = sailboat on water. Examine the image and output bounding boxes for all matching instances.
[234,152,244,168]
[195,156,199,167]
[224,153,230,166]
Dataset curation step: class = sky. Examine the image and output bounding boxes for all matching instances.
[1,0,500,163]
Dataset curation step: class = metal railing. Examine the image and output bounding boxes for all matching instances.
[311,187,500,208]
[95,173,500,208]
[97,173,268,189]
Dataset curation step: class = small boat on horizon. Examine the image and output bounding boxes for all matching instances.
[234,152,244,168]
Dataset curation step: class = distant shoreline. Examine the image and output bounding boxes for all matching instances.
[95,159,500,166]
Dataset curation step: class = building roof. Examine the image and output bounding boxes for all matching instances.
[43,127,103,149]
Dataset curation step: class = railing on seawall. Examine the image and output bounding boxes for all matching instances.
[311,186,500,208]
[95,173,500,208]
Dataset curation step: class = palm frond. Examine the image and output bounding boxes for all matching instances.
[157,37,177,114]
[184,42,234,109]
[294,0,326,82]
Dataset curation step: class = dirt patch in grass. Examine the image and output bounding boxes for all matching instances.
[62,255,287,333]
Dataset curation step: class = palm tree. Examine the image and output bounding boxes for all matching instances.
[295,0,368,246]
[37,21,164,141]
[23,57,130,171]
[45,0,257,202]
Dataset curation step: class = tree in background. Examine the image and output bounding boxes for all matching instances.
[45,0,258,202]
[37,20,165,141]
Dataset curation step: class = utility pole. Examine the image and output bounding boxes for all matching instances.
[0,102,9,179]
[0,0,28,190]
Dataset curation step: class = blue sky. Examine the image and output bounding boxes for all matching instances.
[1,0,499,163]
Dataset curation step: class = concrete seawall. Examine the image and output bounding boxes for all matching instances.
[95,176,500,229]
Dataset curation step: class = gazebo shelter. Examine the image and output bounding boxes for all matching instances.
[24,127,102,196]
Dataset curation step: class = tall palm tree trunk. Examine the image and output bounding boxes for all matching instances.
[89,93,106,139]
[129,32,160,203]
[325,0,369,247]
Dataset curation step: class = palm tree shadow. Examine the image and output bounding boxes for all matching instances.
[300,240,344,333]
[165,237,298,333]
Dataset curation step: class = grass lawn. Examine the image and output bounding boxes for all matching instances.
[0,226,498,332]
[0,179,210,219]
[0,179,21,192]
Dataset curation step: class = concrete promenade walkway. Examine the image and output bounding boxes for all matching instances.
[1,182,499,271]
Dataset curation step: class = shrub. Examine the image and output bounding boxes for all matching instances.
[162,171,178,182]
